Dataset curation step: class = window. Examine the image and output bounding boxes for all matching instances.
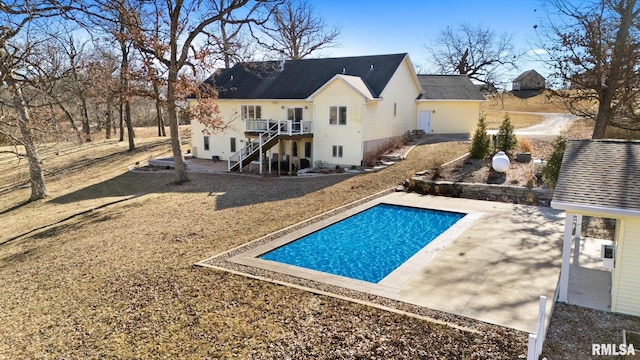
[241,105,262,120]
[287,107,303,122]
[304,142,312,158]
[332,145,343,158]
[292,142,298,157]
[230,137,236,153]
[329,106,347,125]
[203,136,210,151]
[394,103,397,117]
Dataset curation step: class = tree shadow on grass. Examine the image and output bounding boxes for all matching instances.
[49,171,354,211]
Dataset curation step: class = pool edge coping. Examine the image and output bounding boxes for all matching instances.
[194,189,532,337]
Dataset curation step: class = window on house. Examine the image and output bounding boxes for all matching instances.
[230,137,236,153]
[332,145,343,158]
[329,106,347,125]
[305,142,312,158]
[292,142,298,157]
[241,105,262,120]
[204,136,210,151]
[394,103,397,117]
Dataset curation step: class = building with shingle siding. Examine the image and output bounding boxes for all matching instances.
[189,54,485,171]
[552,140,640,316]
[512,69,546,91]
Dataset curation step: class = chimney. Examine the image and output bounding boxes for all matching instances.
[279,50,285,72]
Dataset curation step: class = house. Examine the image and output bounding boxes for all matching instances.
[189,53,484,173]
[512,70,546,91]
[551,140,640,316]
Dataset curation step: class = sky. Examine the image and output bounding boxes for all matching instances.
[310,0,549,84]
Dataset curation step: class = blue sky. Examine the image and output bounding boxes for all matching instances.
[312,0,547,81]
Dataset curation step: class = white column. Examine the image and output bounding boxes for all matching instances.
[573,215,583,265]
[558,213,575,303]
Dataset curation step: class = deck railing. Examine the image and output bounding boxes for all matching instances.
[245,119,313,135]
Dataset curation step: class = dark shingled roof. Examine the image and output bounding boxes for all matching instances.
[416,75,486,101]
[203,53,408,100]
[552,140,640,213]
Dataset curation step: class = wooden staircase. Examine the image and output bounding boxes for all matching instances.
[228,123,281,172]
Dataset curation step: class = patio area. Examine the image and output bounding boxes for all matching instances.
[568,236,613,312]
[199,193,566,334]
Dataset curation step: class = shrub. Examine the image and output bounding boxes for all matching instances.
[469,114,492,159]
[497,114,518,154]
[518,137,533,153]
[542,134,567,188]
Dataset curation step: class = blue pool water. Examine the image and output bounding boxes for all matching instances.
[259,204,464,283]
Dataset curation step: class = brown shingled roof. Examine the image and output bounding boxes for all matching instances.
[552,140,640,214]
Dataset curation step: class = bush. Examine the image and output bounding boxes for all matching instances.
[542,134,567,188]
[469,114,492,159]
[497,114,517,154]
[518,137,533,153]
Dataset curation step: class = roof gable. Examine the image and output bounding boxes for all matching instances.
[552,140,640,215]
[205,54,407,100]
[307,74,376,101]
[416,75,486,101]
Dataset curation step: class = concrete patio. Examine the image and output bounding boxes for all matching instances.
[216,193,566,333]
[568,236,613,312]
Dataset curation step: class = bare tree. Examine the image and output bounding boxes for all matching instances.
[540,0,640,138]
[0,1,71,201]
[252,0,340,59]
[85,46,120,139]
[75,0,137,150]
[23,35,85,144]
[425,24,519,87]
[123,0,277,184]
[202,0,258,68]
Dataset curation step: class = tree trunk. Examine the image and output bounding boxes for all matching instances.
[153,81,166,136]
[166,68,188,184]
[106,97,113,140]
[6,76,48,201]
[125,101,135,151]
[57,102,83,144]
[119,102,125,142]
[591,0,637,139]
[80,97,92,142]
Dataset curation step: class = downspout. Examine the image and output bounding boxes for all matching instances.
[361,101,366,166]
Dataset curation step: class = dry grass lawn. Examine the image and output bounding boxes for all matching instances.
[0,131,533,358]
[481,90,569,129]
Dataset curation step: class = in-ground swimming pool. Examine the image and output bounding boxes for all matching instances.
[259,203,464,283]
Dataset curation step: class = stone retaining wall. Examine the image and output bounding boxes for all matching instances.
[410,177,553,207]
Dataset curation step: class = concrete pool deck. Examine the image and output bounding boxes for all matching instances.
[200,193,565,333]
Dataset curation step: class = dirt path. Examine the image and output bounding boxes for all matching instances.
[488,112,579,137]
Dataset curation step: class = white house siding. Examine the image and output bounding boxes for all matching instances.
[190,99,311,161]
[416,101,481,134]
[611,218,640,316]
[312,79,367,167]
[362,57,421,158]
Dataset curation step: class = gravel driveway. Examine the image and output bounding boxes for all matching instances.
[488,112,580,137]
